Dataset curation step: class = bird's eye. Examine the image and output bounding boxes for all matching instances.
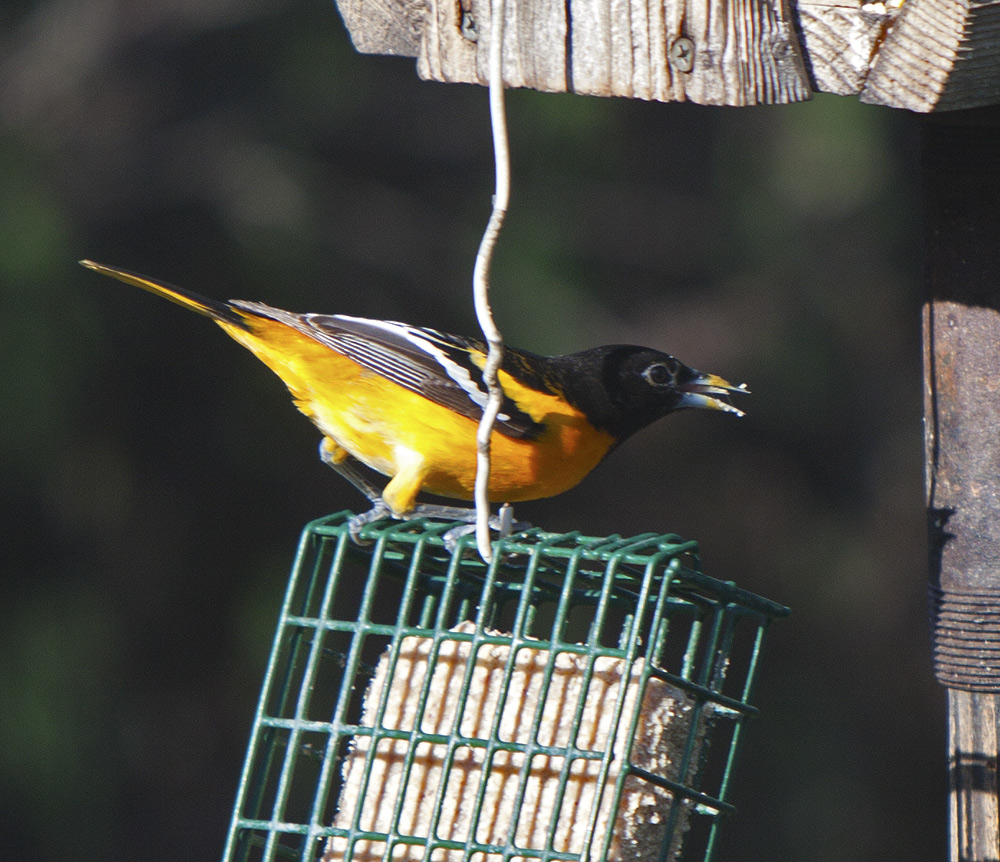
[642,363,673,386]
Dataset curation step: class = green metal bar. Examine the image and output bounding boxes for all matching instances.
[586,544,668,861]
[334,524,427,855]
[308,527,440,854]
[436,529,561,859]
[539,546,615,857]
[503,539,592,858]
[364,527,463,857]
[224,513,789,862]
[224,521,340,861]
[653,592,732,860]
[702,615,776,861]
[261,528,352,861]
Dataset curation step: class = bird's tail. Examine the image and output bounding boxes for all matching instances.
[79,260,251,330]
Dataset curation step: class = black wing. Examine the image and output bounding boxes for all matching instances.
[232,302,544,439]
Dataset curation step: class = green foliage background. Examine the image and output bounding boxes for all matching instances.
[0,1,940,860]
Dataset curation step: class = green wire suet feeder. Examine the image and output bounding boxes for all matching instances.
[223,513,788,862]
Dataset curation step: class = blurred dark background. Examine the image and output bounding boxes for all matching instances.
[0,0,940,860]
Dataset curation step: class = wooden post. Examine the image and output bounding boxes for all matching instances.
[923,110,1000,862]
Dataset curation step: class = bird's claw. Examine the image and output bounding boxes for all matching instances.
[441,505,530,553]
[347,502,391,545]
[345,501,530,555]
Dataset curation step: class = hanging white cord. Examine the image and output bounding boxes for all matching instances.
[472,0,510,563]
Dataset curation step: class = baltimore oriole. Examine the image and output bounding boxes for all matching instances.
[81,260,746,536]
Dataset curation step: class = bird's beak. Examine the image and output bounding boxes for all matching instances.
[678,372,749,417]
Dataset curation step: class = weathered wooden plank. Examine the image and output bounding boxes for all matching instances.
[683,0,808,104]
[417,0,479,83]
[415,0,812,105]
[794,0,896,95]
[334,0,1000,110]
[862,0,1000,111]
[336,0,425,57]
[948,690,1000,862]
[471,0,570,92]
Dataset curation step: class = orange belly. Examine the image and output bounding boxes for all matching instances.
[220,317,616,513]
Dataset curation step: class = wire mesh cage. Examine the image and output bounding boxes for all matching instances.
[222,512,788,862]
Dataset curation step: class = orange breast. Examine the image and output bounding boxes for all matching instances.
[219,316,616,505]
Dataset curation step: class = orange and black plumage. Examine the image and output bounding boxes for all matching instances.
[81,260,746,529]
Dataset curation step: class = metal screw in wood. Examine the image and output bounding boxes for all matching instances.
[669,37,695,72]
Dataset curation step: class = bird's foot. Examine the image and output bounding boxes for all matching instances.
[346,502,392,545]
[436,504,529,553]
[346,501,530,554]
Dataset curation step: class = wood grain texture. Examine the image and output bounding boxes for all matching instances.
[795,0,894,95]
[948,690,1000,862]
[416,0,812,105]
[417,0,479,85]
[335,0,426,57]
[335,0,1000,110]
[862,0,1000,111]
